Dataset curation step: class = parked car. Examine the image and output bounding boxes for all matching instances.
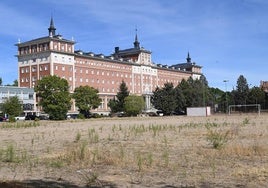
[38,114,49,120]
[0,117,8,122]
[156,110,164,116]
[66,113,79,119]
[15,115,25,121]
[25,114,37,120]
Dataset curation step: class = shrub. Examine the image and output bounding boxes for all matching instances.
[207,129,230,149]
[75,131,81,143]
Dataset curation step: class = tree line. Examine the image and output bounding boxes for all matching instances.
[151,75,267,114]
[1,74,267,120]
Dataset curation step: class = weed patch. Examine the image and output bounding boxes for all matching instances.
[206,129,231,149]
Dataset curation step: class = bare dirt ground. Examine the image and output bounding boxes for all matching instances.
[0,114,267,187]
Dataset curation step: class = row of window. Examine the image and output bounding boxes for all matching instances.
[21,72,179,86]
[75,60,131,71]
[0,94,34,100]
[19,43,49,55]
[19,42,73,56]
[94,87,141,95]
[21,57,48,65]
[21,65,49,73]
[54,55,73,62]
[53,43,72,52]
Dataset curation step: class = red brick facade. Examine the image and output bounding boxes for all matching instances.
[16,18,202,114]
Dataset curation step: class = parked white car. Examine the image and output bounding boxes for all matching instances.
[15,115,25,121]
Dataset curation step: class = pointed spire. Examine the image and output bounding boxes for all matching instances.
[186,52,191,63]
[48,16,56,37]
[133,27,140,49]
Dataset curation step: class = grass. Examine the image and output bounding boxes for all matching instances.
[77,169,102,187]
[0,144,30,163]
[74,131,81,143]
[88,128,99,143]
[0,121,40,129]
[206,129,231,149]
[0,115,267,187]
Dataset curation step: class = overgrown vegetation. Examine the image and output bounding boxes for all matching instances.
[0,116,267,187]
[206,129,231,149]
[0,121,40,129]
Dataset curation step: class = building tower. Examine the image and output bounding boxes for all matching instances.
[48,17,56,37]
[186,52,191,63]
[16,18,76,89]
[133,29,140,49]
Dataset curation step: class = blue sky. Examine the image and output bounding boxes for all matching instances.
[0,0,267,91]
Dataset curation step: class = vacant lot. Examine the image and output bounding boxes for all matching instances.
[0,114,267,187]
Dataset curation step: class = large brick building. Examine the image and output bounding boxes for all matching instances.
[16,18,202,114]
[260,81,268,93]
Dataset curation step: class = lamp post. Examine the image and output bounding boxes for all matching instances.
[223,80,229,113]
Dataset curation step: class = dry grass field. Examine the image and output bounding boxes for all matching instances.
[0,114,267,187]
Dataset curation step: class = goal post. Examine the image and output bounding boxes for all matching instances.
[228,104,261,116]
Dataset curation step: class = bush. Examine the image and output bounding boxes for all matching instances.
[207,129,230,149]
[8,116,16,123]
[77,113,85,119]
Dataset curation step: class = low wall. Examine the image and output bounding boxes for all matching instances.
[187,107,211,116]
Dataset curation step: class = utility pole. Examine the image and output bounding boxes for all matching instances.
[223,80,229,113]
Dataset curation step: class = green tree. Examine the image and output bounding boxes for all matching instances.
[233,75,249,105]
[151,82,177,115]
[124,95,145,116]
[108,97,118,113]
[108,80,129,113]
[178,76,209,108]
[177,79,191,108]
[0,77,2,86]
[174,86,186,114]
[2,96,23,117]
[247,86,265,106]
[13,79,18,86]
[6,80,18,86]
[116,80,129,111]
[208,87,224,112]
[72,85,101,118]
[35,75,71,120]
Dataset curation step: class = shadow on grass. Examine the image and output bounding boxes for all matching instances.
[0,179,117,188]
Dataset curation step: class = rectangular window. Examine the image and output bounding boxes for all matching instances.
[32,67,36,72]
[29,94,34,100]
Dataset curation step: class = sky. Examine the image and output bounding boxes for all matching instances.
[0,0,267,91]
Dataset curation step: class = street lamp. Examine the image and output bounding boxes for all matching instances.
[223,80,229,113]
